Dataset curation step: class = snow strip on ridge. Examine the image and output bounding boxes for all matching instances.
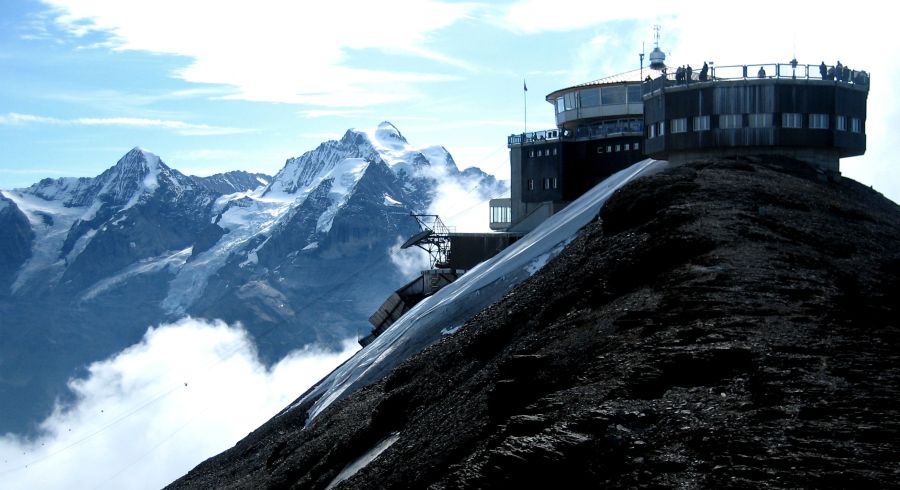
[285,158,665,424]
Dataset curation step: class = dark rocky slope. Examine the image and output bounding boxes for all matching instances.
[169,157,900,489]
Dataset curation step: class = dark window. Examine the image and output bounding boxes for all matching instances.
[580,88,600,108]
[627,84,642,104]
[809,113,829,129]
[719,114,742,129]
[782,113,802,128]
[601,86,626,105]
[748,113,772,128]
[693,115,710,131]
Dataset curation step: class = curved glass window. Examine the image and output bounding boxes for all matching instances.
[601,86,626,105]
[564,92,577,110]
[627,85,642,103]
[580,88,600,108]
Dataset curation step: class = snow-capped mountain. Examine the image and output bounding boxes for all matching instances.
[191,171,271,195]
[0,122,505,434]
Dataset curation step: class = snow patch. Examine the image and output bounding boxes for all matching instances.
[315,158,369,234]
[325,432,400,490]
[302,242,319,251]
[81,247,192,301]
[526,237,574,275]
[383,193,402,206]
[64,228,98,264]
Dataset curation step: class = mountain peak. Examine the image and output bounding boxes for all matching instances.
[371,121,408,150]
[119,147,162,170]
[90,147,169,206]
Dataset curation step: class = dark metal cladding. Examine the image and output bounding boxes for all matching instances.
[447,233,522,270]
[642,63,869,170]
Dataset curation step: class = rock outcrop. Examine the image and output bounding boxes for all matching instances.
[169,156,900,489]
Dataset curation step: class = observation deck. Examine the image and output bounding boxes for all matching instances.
[642,62,870,172]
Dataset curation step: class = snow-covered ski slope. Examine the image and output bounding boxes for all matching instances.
[288,158,666,424]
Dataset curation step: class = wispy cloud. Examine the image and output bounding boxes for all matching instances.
[300,109,369,119]
[0,112,252,136]
[40,0,476,108]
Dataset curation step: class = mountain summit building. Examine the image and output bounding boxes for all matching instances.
[366,56,870,347]
[492,60,870,233]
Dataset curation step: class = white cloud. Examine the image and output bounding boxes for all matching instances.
[0,112,251,136]
[0,318,358,490]
[388,236,432,277]
[0,113,61,125]
[413,158,508,233]
[41,0,475,108]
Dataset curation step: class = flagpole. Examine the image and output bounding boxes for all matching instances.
[523,78,528,135]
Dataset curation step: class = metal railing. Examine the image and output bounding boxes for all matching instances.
[643,62,870,95]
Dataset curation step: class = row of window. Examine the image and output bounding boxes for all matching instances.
[528,147,559,158]
[555,84,643,114]
[597,142,640,153]
[649,114,863,137]
[527,177,559,191]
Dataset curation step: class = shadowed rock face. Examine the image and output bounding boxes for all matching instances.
[169,157,900,489]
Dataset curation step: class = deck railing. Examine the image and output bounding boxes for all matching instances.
[642,62,870,95]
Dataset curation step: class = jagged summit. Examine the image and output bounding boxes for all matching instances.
[370,121,408,149]
[265,122,458,197]
[20,146,168,208]
[97,147,166,202]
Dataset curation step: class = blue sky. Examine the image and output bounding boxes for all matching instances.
[1,0,897,203]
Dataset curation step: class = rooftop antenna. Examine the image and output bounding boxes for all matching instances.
[649,24,667,72]
[640,42,645,81]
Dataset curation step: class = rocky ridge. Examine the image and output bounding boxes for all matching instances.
[169,156,900,489]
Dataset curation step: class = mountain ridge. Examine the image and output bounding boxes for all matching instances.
[168,156,900,489]
[0,123,505,434]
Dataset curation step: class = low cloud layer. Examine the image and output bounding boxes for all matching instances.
[0,318,358,490]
